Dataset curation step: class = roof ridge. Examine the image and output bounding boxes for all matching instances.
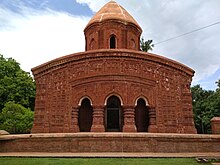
[117,2,126,19]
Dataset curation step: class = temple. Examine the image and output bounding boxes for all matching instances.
[31,1,196,133]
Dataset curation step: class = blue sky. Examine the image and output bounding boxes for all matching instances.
[0,0,220,90]
[0,0,93,15]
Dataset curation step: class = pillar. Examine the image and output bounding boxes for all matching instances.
[211,117,220,134]
[70,107,79,132]
[91,105,105,132]
[122,105,137,132]
[148,106,157,133]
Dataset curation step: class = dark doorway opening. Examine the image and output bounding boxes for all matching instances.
[110,35,116,49]
[135,99,149,132]
[78,98,93,132]
[106,96,122,131]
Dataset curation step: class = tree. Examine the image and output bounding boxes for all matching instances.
[191,83,220,134]
[0,102,34,134]
[140,37,154,52]
[216,79,220,89]
[0,54,35,112]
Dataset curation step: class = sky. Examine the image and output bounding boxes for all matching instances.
[0,0,220,90]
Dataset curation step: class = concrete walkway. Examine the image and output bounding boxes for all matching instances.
[0,152,220,158]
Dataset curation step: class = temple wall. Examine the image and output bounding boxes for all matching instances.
[31,49,196,133]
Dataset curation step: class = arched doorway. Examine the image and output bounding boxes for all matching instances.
[135,98,149,132]
[110,35,116,49]
[106,96,122,132]
[78,98,93,132]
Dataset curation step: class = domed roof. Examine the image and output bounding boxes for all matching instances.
[85,1,142,31]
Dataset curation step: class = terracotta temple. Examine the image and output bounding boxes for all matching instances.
[31,1,196,134]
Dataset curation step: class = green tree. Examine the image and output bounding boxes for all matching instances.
[0,102,34,134]
[140,37,154,52]
[191,83,220,134]
[216,79,220,89]
[0,54,35,112]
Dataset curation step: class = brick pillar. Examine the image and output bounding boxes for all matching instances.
[211,117,220,134]
[148,106,157,133]
[122,105,137,132]
[91,106,105,132]
[70,107,79,132]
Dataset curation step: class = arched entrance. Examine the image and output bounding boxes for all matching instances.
[135,98,149,132]
[78,98,93,132]
[106,96,122,132]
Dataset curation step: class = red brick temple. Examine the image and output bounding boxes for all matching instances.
[31,1,196,134]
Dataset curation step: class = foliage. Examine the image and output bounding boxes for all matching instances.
[0,102,34,134]
[0,54,35,112]
[216,79,220,89]
[140,37,154,52]
[191,82,220,134]
[0,158,206,165]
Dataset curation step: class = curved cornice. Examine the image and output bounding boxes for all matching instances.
[32,49,194,77]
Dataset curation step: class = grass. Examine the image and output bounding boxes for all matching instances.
[0,158,214,165]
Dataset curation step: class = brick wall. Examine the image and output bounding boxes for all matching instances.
[84,21,141,51]
[1,133,220,153]
[31,50,196,134]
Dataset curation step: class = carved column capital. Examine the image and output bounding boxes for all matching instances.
[93,105,103,110]
[123,105,134,110]
[149,106,156,116]
[149,106,156,111]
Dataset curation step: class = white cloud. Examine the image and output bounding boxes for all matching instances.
[76,0,107,12]
[0,5,89,72]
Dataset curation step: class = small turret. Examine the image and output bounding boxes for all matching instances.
[84,1,142,51]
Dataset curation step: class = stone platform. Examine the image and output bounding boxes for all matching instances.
[0,133,220,154]
[0,152,220,158]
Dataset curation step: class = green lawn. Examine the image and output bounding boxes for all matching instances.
[0,158,213,165]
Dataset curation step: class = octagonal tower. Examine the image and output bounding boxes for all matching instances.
[84,1,142,51]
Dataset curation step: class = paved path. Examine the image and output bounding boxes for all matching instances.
[0,152,220,158]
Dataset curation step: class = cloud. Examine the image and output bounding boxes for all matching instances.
[1,0,219,90]
[0,3,89,72]
[76,0,220,90]
[75,0,107,12]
